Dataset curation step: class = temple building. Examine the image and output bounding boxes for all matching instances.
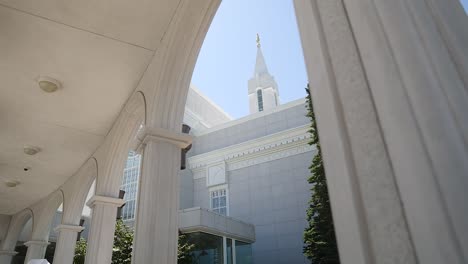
[119,40,313,264]
[1,1,466,264]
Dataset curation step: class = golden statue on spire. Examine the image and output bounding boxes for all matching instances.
[256,33,261,48]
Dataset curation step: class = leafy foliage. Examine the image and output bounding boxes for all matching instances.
[112,219,134,264]
[73,219,133,264]
[303,85,340,264]
[73,220,194,264]
[74,238,87,264]
[177,231,195,264]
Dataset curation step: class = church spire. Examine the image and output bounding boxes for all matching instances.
[248,34,280,114]
[254,33,269,76]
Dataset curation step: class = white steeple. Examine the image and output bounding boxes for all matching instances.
[248,34,280,114]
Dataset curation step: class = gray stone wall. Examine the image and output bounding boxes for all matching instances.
[191,100,308,155]
[191,151,314,264]
[188,99,314,264]
[179,169,194,210]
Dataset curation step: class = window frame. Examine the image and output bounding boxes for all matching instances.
[257,89,264,111]
[209,184,229,216]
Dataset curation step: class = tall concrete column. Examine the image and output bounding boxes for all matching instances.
[294,0,468,263]
[84,196,124,264]
[24,240,49,263]
[131,127,191,263]
[0,250,17,264]
[53,224,85,264]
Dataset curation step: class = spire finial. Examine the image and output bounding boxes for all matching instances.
[256,33,261,48]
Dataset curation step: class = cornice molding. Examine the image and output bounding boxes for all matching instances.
[135,126,192,151]
[86,195,125,208]
[188,125,315,174]
[54,224,85,233]
[24,240,50,247]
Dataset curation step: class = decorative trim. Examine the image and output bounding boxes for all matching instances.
[0,250,18,256]
[189,125,315,174]
[228,142,313,171]
[86,195,125,208]
[135,126,192,151]
[24,240,50,247]
[206,161,226,187]
[54,224,85,233]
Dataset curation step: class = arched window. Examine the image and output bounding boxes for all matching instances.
[257,89,263,111]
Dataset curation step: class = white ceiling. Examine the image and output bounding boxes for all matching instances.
[0,1,178,215]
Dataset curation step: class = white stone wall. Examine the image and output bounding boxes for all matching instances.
[188,100,313,264]
[184,86,232,133]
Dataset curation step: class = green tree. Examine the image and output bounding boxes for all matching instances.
[177,231,195,264]
[74,238,87,264]
[73,221,194,264]
[303,85,340,264]
[112,219,134,264]
[73,219,133,264]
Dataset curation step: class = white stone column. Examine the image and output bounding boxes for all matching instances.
[294,0,468,263]
[131,127,191,263]
[84,196,124,264]
[0,250,17,264]
[24,240,49,263]
[53,224,85,264]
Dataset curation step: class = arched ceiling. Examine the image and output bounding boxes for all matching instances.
[0,0,180,214]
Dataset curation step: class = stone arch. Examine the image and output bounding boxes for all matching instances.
[29,190,64,241]
[135,0,219,133]
[60,157,98,225]
[0,208,34,252]
[92,90,146,197]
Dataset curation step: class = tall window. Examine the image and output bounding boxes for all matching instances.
[211,189,227,215]
[257,89,263,111]
[121,151,141,221]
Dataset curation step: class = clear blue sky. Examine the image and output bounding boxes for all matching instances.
[192,0,468,119]
[192,0,307,119]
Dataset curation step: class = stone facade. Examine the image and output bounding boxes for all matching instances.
[184,99,313,264]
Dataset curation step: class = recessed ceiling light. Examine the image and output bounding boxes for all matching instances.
[5,180,20,188]
[24,145,40,155]
[38,76,61,93]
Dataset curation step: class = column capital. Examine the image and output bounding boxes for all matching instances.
[24,240,50,247]
[135,126,192,152]
[0,250,18,256]
[54,224,85,233]
[86,195,125,208]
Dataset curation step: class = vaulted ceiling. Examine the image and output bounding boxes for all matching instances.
[0,0,180,214]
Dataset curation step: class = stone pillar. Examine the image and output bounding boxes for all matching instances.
[24,240,49,263]
[0,250,17,264]
[131,127,192,263]
[84,196,124,264]
[53,224,85,264]
[294,0,468,263]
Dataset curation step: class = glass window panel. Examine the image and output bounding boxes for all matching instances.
[183,232,223,264]
[220,196,226,207]
[213,197,219,208]
[235,241,253,264]
[226,239,233,264]
[219,208,227,216]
